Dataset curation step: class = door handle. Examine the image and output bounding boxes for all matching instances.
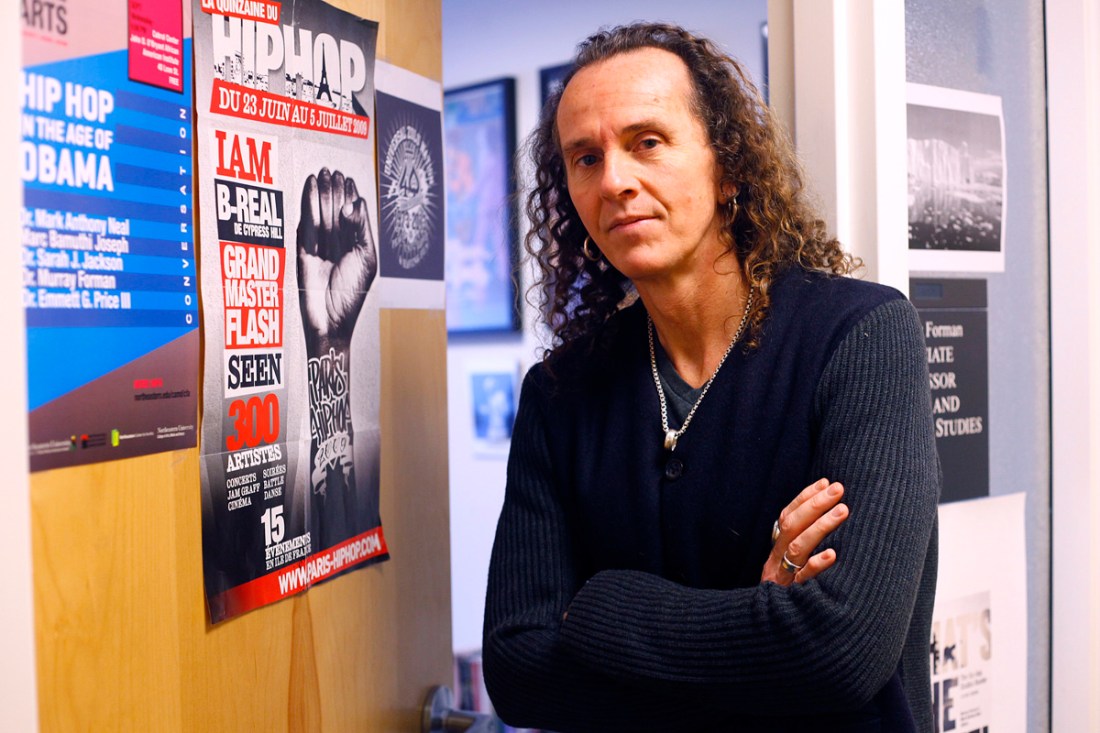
[420,685,493,733]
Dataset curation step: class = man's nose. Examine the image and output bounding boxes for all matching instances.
[599,150,638,200]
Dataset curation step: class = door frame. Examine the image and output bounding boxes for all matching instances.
[1047,1,1100,730]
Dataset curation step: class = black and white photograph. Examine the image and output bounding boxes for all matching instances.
[907,83,1006,272]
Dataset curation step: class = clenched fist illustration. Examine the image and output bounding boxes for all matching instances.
[296,168,376,546]
[297,168,378,353]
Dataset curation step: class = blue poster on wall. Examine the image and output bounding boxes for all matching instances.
[21,0,199,471]
[443,78,519,333]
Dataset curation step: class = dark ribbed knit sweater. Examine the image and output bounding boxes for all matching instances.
[483,269,940,732]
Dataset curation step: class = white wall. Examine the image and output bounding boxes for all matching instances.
[767,0,908,292]
[442,0,769,652]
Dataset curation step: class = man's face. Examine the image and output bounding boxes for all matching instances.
[556,47,725,286]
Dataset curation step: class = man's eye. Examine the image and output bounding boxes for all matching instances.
[577,154,599,167]
[638,138,660,150]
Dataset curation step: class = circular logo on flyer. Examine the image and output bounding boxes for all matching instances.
[380,124,437,269]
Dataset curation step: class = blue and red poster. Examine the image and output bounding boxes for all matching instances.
[21,0,199,471]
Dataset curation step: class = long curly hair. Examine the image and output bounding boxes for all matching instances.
[526,22,857,358]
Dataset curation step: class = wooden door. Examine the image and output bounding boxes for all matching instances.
[30,2,452,730]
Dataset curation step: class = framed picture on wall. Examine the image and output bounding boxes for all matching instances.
[467,362,519,458]
[443,78,521,334]
[539,62,572,109]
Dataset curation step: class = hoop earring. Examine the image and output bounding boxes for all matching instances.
[582,235,601,262]
[726,194,739,221]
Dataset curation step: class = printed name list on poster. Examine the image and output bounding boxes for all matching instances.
[194,0,388,623]
[21,0,199,472]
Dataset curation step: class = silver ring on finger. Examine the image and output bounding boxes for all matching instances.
[771,520,780,546]
[780,552,805,574]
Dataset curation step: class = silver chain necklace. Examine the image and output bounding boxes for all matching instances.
[648,286,755,452]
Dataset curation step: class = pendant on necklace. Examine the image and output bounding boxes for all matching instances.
[664,429,679,451]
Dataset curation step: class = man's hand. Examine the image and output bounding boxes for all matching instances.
[761,478,849,586]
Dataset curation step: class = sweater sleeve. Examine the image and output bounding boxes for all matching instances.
[483,299,940,724]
